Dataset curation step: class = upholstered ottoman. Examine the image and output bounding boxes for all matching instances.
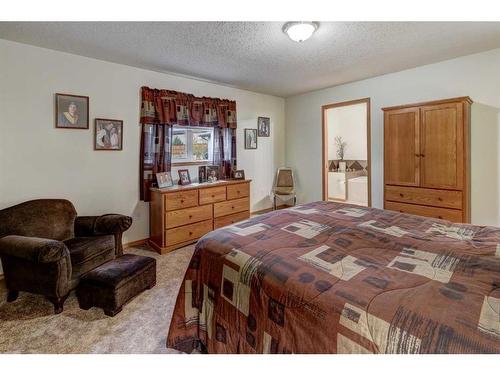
[76,254,156,316]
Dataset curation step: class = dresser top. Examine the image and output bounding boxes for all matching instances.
[150,179,252,194]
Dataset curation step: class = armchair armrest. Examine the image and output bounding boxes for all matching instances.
[75,214,132,237]
[0,235,68,263]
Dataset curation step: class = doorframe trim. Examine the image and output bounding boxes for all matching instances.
[321,98,371,206]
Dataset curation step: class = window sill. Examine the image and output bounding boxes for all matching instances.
[172,161,212,167]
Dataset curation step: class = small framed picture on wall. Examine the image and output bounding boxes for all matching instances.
[94,118,123,150]
[178,169,191,186]
[244,129,257,149]
[55,93,89,129]
[257,117,270,137]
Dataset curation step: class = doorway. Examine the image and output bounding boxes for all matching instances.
[322,98,371,206]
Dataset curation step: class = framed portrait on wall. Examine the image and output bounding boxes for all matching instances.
[257,117,270,137]
[244,129,257,149]
[94,118,123,150]
[55,93,89,129]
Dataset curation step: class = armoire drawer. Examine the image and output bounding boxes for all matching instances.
[385,201,463,222]
[165,204,212,229]
[165,219,213,246]
[164,190,198,211]
[214,210,250,229]
[199,186,227,205]
[214,197,249,218]
[227,183,249,200]
[385,185,462,209]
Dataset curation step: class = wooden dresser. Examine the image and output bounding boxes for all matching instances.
[149,180,251,254]
[383,97,471,223]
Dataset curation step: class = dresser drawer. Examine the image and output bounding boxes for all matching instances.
[214,210,250,229]
[165,204,212,229]
[227,183,250,200]
[385,185,462,209]
[165,219,213,246]
[214,197,250,218]
[199,186,226,205]
[385,201,463,222]
[164,190,198,211]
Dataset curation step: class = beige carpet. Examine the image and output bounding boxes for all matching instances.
[0,244,194,354]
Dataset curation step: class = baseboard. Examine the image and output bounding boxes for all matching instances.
[123,238,149,249]
[251,205,291,215]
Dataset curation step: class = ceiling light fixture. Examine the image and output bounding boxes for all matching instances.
[283,22,319,43]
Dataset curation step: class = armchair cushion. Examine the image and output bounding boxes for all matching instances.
[65,235,115,267]
[0,235,68,263]
[75,214,132,237]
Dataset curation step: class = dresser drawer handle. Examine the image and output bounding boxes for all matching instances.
[180,199,184,204]
[211,194,215,198]
[399,193,404,198]
[189,231,193,236]
[189,215,193,219]
[437,197,443,201]
[438,216,443,219]
[237,190,240,194]
[231,206,235,210]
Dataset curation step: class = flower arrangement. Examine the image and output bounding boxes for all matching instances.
[334,136,347,160]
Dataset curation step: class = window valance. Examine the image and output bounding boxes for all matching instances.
[140,86,237,128]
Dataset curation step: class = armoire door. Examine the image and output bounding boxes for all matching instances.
[384,107,420,186]
[420,102,464,190]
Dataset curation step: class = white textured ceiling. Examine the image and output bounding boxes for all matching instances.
[2,22,500,97]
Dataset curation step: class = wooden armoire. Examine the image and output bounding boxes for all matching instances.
[383,97,472,223]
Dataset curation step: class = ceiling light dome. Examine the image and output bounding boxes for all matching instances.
[283,22,319,42]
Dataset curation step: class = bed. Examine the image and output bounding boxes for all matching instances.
[166,201,500,354]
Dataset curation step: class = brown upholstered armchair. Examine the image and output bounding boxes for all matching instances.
[0,199,132,314]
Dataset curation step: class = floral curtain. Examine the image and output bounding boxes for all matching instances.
[139,86,237,201]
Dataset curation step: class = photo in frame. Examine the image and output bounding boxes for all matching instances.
[244,128,257,149]
[156,172,173,188]
[206,165,220,183]
[178,169,191,185]
[94,118,123,150]
[198,166,207,183]
[257,117,270,137]
[233,170,245,180]
[55,93,89,129]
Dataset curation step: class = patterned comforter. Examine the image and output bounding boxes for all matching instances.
[166,201,500,354]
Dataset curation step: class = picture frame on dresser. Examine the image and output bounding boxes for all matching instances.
[198,166,207,183]
[233,170,245,180]
[156,172,173,188]
[177,169,191,186]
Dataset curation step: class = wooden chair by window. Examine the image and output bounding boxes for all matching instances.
[271,168,297,210]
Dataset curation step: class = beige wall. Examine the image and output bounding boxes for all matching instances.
[0,39,286,250]
[286,48,500,227]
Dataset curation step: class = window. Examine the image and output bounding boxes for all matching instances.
[172,125,214,164]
